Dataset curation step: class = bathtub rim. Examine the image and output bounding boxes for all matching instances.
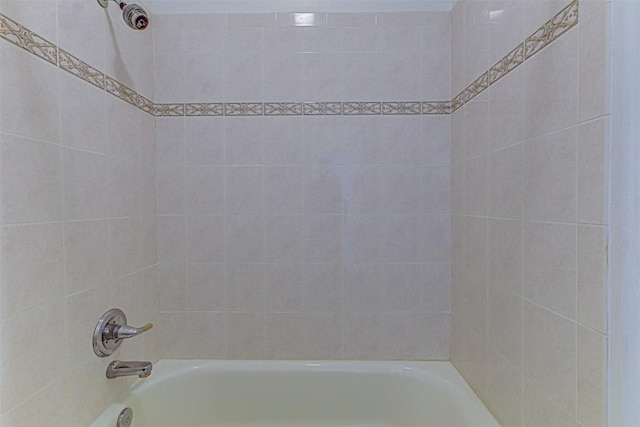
[90,359,501,427]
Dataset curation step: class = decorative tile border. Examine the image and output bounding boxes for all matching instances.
[382,102,422,115]
[488,44,525,85]
[422,101,451,115]
[105,76,138,107]
[451,0,578,112]
[186,103,224,116]
[344,102,382,115]
[0,14,57,65]
[0,0,578,118]
[224,103,264,116]
[154,103,185,116]
[303,102,343,115]
[264,102,302,116]
[59,49,105,89]
[524,0,579,59]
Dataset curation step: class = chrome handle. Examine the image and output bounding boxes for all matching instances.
[105,322,153,340]
[93,309,153,357]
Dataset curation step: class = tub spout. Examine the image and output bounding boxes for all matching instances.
[106,360,152,379]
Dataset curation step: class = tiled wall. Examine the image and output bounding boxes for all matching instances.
[0,2,159,426]
[449,1,609,426]
[153,11,453,360]
[0,0,613,425]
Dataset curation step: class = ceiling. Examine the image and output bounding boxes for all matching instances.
[144,0,454,14]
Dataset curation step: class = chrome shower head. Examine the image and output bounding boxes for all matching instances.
[97,0,149,31]
[122,3,149,30]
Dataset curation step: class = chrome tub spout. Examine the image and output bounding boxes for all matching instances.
[106,360,152,379]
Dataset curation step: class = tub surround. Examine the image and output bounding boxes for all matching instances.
[0,0,610,425]
[450,0,609,426]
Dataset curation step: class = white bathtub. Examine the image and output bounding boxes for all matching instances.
[90,360,500,427]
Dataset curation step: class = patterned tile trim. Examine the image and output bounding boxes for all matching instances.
[224,103,264,116]
[185,103,224,116]
[105,76,138,107]
[524,0,579,59]
[154,104,185,116]
[451,0,579,113]
[382,102,422,115]
[422,101,451,115]
[138,95,156,115]
[1,0,579,118]
[488,44,525,85]
[59,49,105,89]
[303,102,343,115]
[344,102,382,115]
[264,102,303,116]
[0,14,57,65]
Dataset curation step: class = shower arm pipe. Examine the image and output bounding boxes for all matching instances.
[98,0,130,9]
[113,0,127,9]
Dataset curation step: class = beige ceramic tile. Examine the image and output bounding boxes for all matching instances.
[461,216,488,333]
[1,223,64,318]
[578,118,608,225]
[579,4,610,122]
[0,302,67,411]
[487,65,524,152]
[463,155,487,216]
[303,263,342,312]
[187,312,227,359]
[524,222,577,319]
[488,143,523,218]
[522,378,577,427]
[463,93,489,159]
[523,301,577,414]
[156,165,185,215]
[62,148,110,220]
[523,127,578,222]
[0,43,59,143]
[59,72,108,154]
[187,262,225,311]
[522,28,579,139]
[303,313,343,359]
[156,215,186,264]
[577,225,607,333]
[57,0,106,71]
[264,264,304,311]
[0,376,69,427]
[64,220,111,295]
[488,284,522,368]
[265,313,307,359]
[0,134,62,224]
[483,349,523,427]
[226,312,267,359]
[158,263,187,311]
[577,325,607,427]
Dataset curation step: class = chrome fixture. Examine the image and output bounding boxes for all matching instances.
[93,308,153,357]
[106,360,153,379]
[97,0,149,30]
[117,408,134,427]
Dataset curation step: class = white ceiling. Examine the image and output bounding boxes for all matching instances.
[144,0,454,14]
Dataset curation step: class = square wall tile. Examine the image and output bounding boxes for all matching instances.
[1,134,62,224]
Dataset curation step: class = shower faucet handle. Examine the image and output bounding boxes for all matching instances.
[104,322,153,340]
[93,308,153,357]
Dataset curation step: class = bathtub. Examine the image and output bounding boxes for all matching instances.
[90,360,500,427]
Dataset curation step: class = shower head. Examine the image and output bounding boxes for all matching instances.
[98,0,149,31]
[122,3,149,30]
